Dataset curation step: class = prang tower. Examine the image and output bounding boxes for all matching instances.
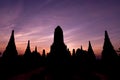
[3,30,18,58]
[49,26,69,58]
[102,31,118,62]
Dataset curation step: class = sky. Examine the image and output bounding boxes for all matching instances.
[0,0,120,58]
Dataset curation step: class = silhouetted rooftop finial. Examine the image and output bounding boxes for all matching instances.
[105,30,109,41]
[27,40,30,49]
[10,30,15,42]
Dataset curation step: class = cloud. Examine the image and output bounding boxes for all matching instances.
[0,0,120,56]
[0,0,23,26]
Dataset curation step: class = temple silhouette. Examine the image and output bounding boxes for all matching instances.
[48,26,70,65]
[87,41,96,62]
[0,26,120,80]
[2,30,18,58]
[24,40,32,58]
[50,26,68,56]
[102,31,118,63]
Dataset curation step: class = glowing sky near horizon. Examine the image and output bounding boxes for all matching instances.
[0,0,120,57]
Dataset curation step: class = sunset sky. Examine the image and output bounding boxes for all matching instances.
[0,0,120,57]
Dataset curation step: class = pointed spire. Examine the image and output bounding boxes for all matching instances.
[9,30,15,45]
[35,46,37,53]
[28,40,30,47]
[87,41,96,60]
[42,49,45,55]
[72,49,76,56]
[24,40,31,56]
[102,30,118,61]
[12,30,14,36]
[89,41,91,48]
[27,40,30,51]
[72,49,75,54]
[80,45,83,50]
[103,30,115,50]
[42,49,46,57]
[103,30,113,49]
[88,41,94,53]
[105,30,108,38]
[3,30,18,57]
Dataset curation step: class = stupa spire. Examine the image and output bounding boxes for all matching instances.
[3,30,18,57]
[24,40,31,56]
[102,30,118,61]
[54,26,64,44]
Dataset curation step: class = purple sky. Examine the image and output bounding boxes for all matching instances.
[0,0,120,57]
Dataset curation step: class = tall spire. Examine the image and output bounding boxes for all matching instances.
[87,41,96,60]
[49,26,70,64]
[103,30,114,49]
[80,45,83,50]
[50,26,67,53]
[35,46,37,53]
[3,30,18,57]
[102,30,118,61]
[42,49,46,57]
[24,40,31,56]
[72,49,76,56]
[88,41,94,54]
[54,26,64,44]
